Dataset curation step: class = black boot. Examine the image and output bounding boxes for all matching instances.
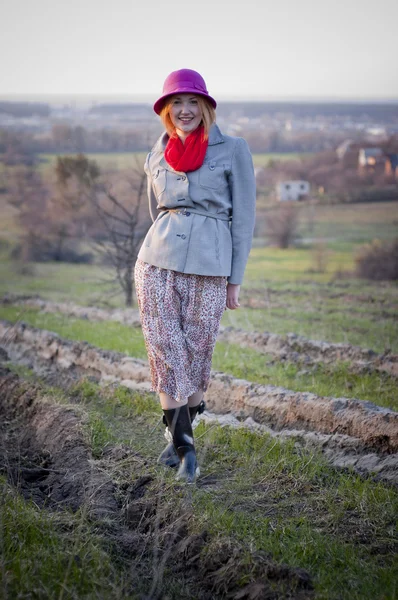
[162,404,200,483]
[158,400,206,468]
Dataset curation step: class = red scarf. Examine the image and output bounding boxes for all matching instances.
[165,126,208,172]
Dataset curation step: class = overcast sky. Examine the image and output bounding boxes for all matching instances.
[1,0,397,103]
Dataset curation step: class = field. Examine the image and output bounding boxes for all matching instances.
[0,169,397,599]
[37,151,305,172]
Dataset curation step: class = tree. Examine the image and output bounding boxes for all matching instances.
[55,153,151,306]
[7,165,52,261]
[90,157,151,307]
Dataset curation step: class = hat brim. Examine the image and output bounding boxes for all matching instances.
[153,89,217,115]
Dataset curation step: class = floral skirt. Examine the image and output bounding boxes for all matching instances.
[134,259,227,402]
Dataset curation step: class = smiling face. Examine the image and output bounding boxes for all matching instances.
[169,94,203,140]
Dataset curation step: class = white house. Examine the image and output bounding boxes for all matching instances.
[277,180,310,201]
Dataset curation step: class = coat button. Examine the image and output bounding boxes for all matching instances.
[181,234,186,239]
[182,176,187,180]
[185,212,191,216]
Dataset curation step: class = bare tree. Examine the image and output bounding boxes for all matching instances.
[90,156,150,306]
[7,149,152,306]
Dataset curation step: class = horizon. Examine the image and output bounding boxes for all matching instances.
[1,0,397,103]
[2,93,398,108]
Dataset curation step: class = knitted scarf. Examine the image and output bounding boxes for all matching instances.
[165,126,208,172]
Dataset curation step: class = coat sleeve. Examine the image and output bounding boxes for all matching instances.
[228,138,256,285]
[144,153,158,223]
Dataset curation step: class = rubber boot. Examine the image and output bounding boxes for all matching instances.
[162,404,199,483]
[158,400,206,468]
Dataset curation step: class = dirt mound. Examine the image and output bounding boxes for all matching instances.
[0,366,117,518]
[217,328,398,377]
[2,319,398,486]
[174,537,313,599]
[2,294,397,376]
[207,374,398,454]
[2,319,397,454]
[1,293,141,327]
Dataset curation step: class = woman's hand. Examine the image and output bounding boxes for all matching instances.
[226,283,241,310]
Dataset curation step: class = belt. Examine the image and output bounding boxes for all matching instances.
[159,207,231,222]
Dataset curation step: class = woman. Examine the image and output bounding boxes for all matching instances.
[134,68,256,483]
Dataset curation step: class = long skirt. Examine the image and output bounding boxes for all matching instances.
[134,259,227,403]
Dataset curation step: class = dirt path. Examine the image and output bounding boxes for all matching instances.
[2,294,397,377]
[1,318,397,485]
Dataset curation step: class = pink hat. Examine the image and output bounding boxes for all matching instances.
[153,68,217,115]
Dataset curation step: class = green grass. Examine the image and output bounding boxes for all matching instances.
[255,200,398,251]
[1,305,397,410]
[4,373,396,600]
[191,423,398,600]
[212,342,398,411]
[0,305,147,358]
[222,303,398,355]
[0,477,124,599]
[0,255,126,307]
[244,246,356,283]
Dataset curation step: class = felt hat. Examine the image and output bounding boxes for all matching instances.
[153,68,217,115]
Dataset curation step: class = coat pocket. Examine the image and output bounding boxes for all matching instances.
[198,161,227,190]
[152,168,167,198]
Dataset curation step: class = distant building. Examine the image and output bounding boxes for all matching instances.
[358,147,386,174]
[385,154,398,179]
[277,180,310,201]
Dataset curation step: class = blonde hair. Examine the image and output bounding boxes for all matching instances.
[159,95,216,139]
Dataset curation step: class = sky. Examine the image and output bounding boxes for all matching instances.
[1,0,398,103]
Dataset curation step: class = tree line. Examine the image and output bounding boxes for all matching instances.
[0,124,369,158]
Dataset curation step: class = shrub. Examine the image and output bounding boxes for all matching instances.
[355,239,398,281]
[10,233,94,264]
[308,240,330,273]
[264,204,300,248]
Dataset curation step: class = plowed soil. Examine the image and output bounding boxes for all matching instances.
[0,366,315,599]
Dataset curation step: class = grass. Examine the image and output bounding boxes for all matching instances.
[3,373,397,599]
[1,241,397,353]
[0,254,124,306]
[1,305,397,410]
[255,200,398,252]
[191,422,398,600]
[222,303,398,355]
[0,305,147,358]
[0,477,124,599]
[212,342,398,411]
[244,246,356,283]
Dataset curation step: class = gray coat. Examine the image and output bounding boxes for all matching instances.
[137,123,256,284]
